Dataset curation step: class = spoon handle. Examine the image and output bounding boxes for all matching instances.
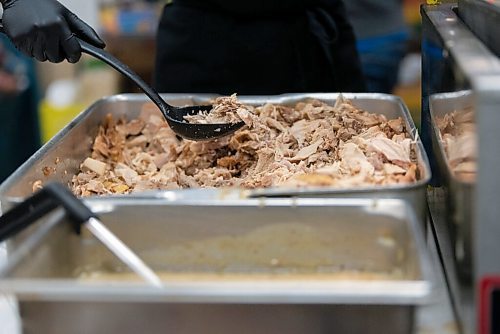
[0,22,170,116]
[78,38,171,115]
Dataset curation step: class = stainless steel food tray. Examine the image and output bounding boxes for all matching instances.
[0,197,435,334]
[429,90,475,281]
[0,93,431,219]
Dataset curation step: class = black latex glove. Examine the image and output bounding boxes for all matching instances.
[1,0,105,63]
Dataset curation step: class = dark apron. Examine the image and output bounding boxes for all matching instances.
[154,0,365,95]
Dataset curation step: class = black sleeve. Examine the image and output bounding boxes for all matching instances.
[193,0,317,15]
[320,0,366,92]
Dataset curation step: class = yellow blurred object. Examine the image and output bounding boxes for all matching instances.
[426,0,441,4]
[39,100,85,143]
[403,0,421,25]
[100,7,119,35]
[38,58,119,143]
[394,81,422,128]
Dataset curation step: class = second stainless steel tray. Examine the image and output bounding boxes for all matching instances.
[429,90,475,281]
[0,93,431,220]
[0,198,435,334]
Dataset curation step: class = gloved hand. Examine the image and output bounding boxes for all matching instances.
[1,0,105,63]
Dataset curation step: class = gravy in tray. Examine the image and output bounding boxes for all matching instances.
[75,222,406,282]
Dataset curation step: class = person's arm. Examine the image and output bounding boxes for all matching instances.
[0,0,105,63]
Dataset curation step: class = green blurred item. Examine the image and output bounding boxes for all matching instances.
[0,35,41,182]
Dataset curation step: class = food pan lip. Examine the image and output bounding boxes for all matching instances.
[81,196,417,216]
[0,280,433,305]
[0,198,437,305]
[429,90,476,187]
[0,92,430,205]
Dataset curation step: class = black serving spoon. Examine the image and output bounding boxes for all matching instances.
[0,23,244,140]
[78,39,244,140]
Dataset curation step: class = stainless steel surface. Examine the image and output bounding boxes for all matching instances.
[0,93,432,221]
[18,303,413,334]
[0,198,434,334]
[428,188,474,334]
[429,91,475,281]
[422,4,500,333]
[85,217,162,288]
[416,213,460,334]
[458,0,500,58]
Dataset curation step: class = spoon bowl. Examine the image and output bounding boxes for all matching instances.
[159,104,245,141]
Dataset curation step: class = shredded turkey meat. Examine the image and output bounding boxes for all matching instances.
[72,95,420,196]
[437,106,477,182]
[184,94,249,124]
